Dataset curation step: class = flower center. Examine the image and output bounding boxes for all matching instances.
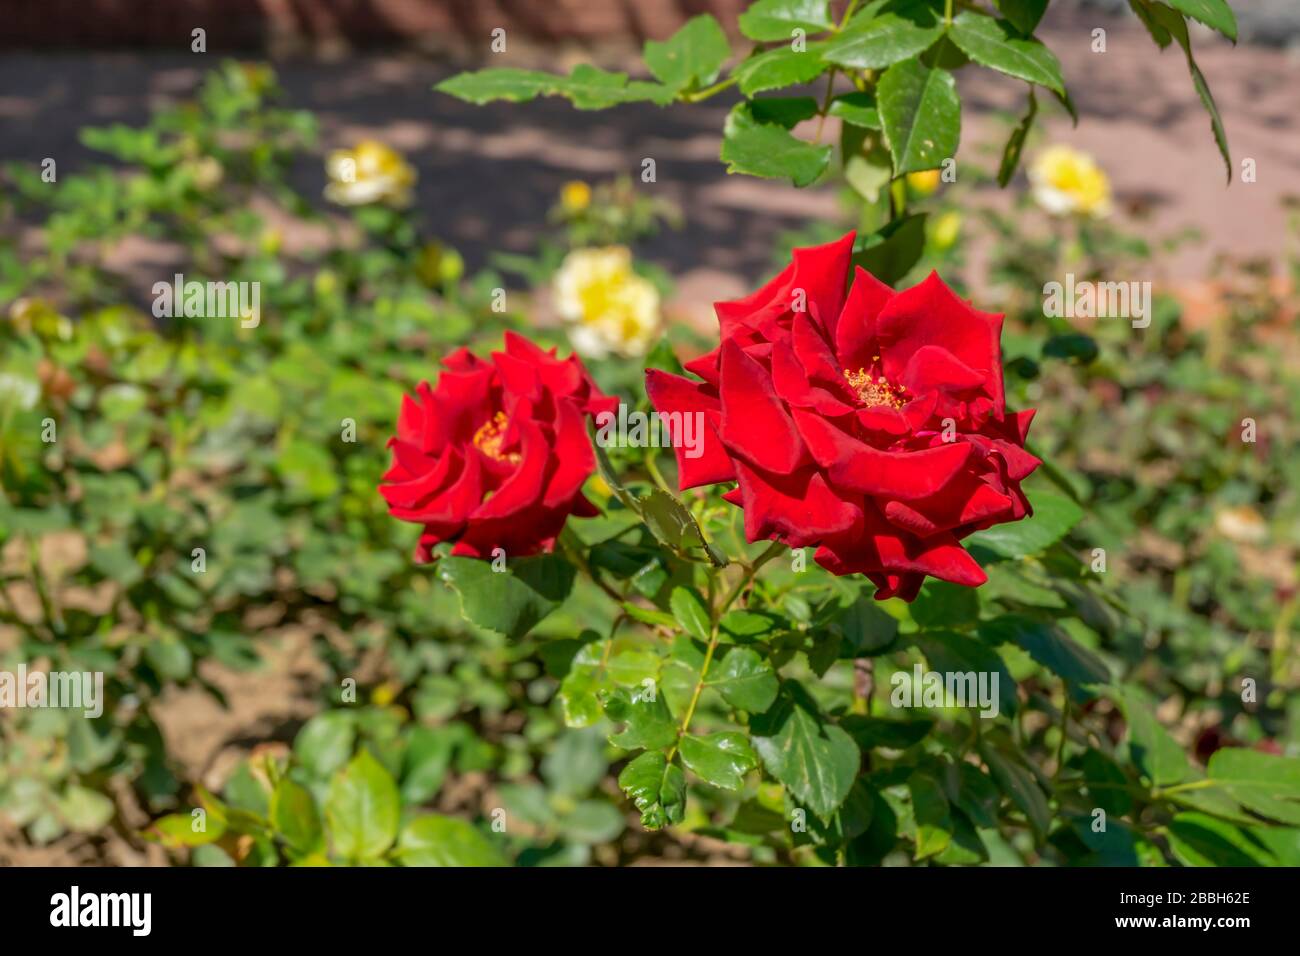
[472,411,521,464]
[843,364,905,409]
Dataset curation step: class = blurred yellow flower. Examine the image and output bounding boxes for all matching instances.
[324,139,416,208]
[415,241,465,288]
[560,180,592,215]
[555,247,660,359]
[1029,145,1112,218]
[1214,505,1267,545]
[929,210,962,252]
[905,169,942,198]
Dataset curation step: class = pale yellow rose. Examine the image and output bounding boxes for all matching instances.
[1029,145,1112,218]
[1214,505,1268,545]
[324,139,416,208]
[554,247,660,359]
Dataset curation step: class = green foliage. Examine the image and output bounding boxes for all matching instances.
[437,0,1235,277]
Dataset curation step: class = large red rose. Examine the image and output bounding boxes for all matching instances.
[645,232,1038,601]
[380,331,616,561]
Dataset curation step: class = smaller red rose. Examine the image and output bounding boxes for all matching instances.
[380,331,616,561]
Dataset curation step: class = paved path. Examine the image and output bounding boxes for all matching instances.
[1,9,1296,322]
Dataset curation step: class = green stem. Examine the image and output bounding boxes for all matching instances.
[1153,778,1219,798]
[27,537,64,638]
[644,452,672,495]
[813,70,838,143]
[679,77,738,103]
[944,0,954,27]
[665,541,785,762]
[838,0,862,29]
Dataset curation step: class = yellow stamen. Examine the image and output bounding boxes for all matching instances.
[472,411,521,464]
[844,367,905,409]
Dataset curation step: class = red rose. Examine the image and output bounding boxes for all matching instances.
[646,232,1038,601]
[380,331,616,561]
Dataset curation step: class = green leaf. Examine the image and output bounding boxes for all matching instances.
[738,0,835,41]
[911,579,979,629]
[841,714,934,750]
[1166,813,1274,867]
[996,89,1037,187]
[1161,0,1237,40]
[617,750,686,829]
[680,732,759,791]
[948,12,1065,96]
[326,749,401,861]
[750,95,821,128]
[979,740,1050,835]
[908,772,952,859]
[829,92,881,129]
[721,103,832,187]
[434,66,674,110]
[995,0,1048,35]
[876,58,960,176]
[733,43,830,96]
[707,647,780,712]
[851,213,928,285]
[57,786,116,833]
[1141,3,1231,180]
[271,778,324,855]
[831,590,900,655]
[751,682,860,818]
[1116,686,1189,787]
[397,815,506,866]
[638,488,727,567]
[294,711,356,779]
[669,586,712,642]
[1206,749,1300,825]
[912,630,1018,717]
[401,726,456,804]
[146,811,224,848]
[821,2,944,70]
[435,68,559,104]
[644,15,731,91]
[603,686,678,751]
[964,490,1083,559]
[978,615,1110,694]
[542,728,608,799]
[438,553,576,640]
[559,800,625,844]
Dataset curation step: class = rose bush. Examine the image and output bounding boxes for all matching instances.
[647,233,1038,601]
[380,331,616,560]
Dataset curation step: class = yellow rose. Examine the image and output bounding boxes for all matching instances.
[1029,145,1112,218]
[905,168,942,198]
[554,247,660,359]
[324,139,416,208]
[560,180,592,215]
